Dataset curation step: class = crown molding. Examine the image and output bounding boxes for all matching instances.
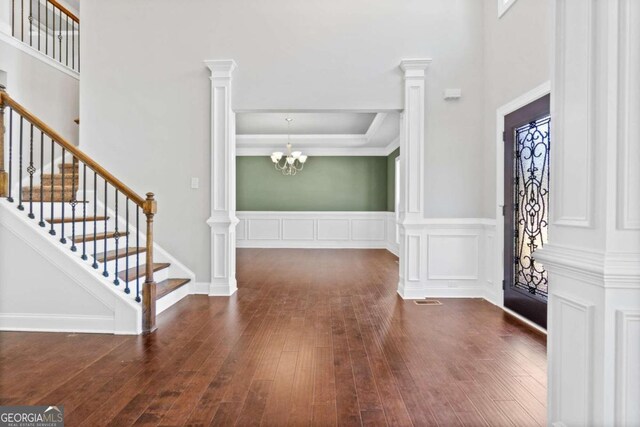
[236,134,368,148]
[236,146,395,157]
[365,112,388,140]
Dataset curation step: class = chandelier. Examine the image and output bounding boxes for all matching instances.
[270,118,308,175]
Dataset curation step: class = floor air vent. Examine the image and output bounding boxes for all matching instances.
[414,299,442,306]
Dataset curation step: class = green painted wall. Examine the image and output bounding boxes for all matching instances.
[386,148,400,212]
[237,156,389,211]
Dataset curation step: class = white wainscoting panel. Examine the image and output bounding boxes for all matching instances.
[317,219,350,241]
[550,292,595,426]
[352,219,386,241]
[237,212,392,249]
[427,234,479,280]
[282,219,315,240]
[553,0,595,227]
[615,310,640,426]
[247,219,280,240]
[417,220,494,298]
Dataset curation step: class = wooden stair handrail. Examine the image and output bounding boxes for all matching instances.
[47,0,79,23]
[0,92,147,208]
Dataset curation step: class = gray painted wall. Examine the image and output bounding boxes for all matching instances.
[78,0,546,281]
[482,0,551,217]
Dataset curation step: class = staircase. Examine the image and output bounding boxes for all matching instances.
[0,89,193,334]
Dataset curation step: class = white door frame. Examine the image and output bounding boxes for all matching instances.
[494,80,550,332]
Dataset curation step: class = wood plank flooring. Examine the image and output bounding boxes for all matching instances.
[0,248,547,426]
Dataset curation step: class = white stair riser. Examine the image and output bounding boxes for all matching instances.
[100,253,148,275]
[121,266,170,285]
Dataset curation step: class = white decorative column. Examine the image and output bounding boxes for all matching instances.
[205,60,238,296]
[536,1,640,425]
[397,59,431,299]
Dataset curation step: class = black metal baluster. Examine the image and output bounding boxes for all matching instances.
[102,179,108,277]
[48,139,55,235]
[81,164,87,260]
[7,109,13,203]
[28,0,32,46]
[70,157,77,251]
[91,171,98,268]
[135,207,140,302]
[38,131,44,227]
[27,124,34,219]
[51,5,55,59]
[124,198,130,294]
[113,189,120,285]
[65,15,69,66]
[20,0,24,41]
[45,1,48,55]
[71,21,74,70]
[58,10,62,63]
[77,23,80,72]
[17,117,24,211]
[37,0,40,51]
[11,0,15,38]
[59,150,66,243]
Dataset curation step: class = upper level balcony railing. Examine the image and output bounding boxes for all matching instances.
[9,0,79,72]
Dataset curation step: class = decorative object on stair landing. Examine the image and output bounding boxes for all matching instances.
[270,118,308,176]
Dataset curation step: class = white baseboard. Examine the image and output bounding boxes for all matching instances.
[191,282,210,295]
[209,279,238,296]
[386,241,399,256]
[398,284,485,299]
[0,313,115,334]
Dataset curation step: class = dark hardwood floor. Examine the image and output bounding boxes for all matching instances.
[0,249,547,426]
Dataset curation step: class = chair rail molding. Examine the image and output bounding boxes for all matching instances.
[205,59,238,297]
[397,58,431,299]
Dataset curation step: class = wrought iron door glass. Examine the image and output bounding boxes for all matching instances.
[512,116,550,301]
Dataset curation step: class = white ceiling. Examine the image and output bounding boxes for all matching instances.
[236,111,400,156]
[236,112,376,135]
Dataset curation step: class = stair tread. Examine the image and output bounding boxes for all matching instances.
[94,247,146,263]
[118,263,171,282]
[73,231,129,243]
[156,278,190,299]
[47,216,109,224]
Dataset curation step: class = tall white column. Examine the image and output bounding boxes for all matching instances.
[397,59,430,298]
[205,60,238,296]
[536,1,640,425]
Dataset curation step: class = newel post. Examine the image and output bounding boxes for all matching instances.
[142,192,157,334]
[0,85,7,198]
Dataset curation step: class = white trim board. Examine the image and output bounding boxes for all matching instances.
[236,135,400,157]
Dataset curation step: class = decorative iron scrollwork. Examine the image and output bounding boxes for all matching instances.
[513,116,550,301]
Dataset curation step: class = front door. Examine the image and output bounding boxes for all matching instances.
[503,94,550,328]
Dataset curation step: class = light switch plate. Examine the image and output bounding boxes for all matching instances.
[191,177,199,189]
[444,88,462,99]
